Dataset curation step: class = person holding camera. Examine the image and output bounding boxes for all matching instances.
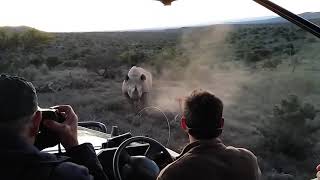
[157,89,261,180]
[0,74,109,180]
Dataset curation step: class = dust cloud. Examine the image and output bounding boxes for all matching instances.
[152,25,253,113]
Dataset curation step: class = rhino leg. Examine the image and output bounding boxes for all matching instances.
[124,92,140,112]
[124,92,134,105]
[140,92,150,107]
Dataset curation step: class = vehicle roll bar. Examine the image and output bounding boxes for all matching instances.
[253,0,320,38]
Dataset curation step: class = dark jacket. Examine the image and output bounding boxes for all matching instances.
[157,138,261,180]
[0,132,109,180]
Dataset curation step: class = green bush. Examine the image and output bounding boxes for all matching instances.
[0,27,53,50]
[257,95,319,160]
[39,64,49,75]
[84,51,120,74]
[18,65,39,81]
[68,78,95,89]
[246,51,263,63]
[262,59,282,70]
[20,28,53,50]
[46,56,62,69]
[119,49,146,66]
[0,29,20,50]
[62,60,82,67]
[29,58,44,67]
[0,62,12,72]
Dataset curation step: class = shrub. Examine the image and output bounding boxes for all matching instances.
[262,59,282,70]
[119,49,146,66]
[67,76,95,89]
[29,58,43,67]
[246,51,263,63]
[71,53,80,59]
[257,94,319,160]
[18,65,39,81]
[46,56,62,69]
[84,51,120,75]
[0,62,12,72]
[80,48,92,57]
[307,37,317,43]
[62,60,82,67]
[39,64,49,75]
[20,28,53,50]
[0,27,53,50]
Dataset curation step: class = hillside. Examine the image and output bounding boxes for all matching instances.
[231,12,320,25]
[1,21,320,180]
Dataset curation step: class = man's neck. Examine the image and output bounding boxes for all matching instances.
[188,135,219,143]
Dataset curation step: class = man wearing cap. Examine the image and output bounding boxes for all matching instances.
[0,74,109,180]
[157,90,261,180]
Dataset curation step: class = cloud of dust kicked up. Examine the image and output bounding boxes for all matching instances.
[152,25,253,113]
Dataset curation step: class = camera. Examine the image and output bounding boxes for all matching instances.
[35,108,66,150]
[39,108,65,131]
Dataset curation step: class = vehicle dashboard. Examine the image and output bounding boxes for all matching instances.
[42,126,178,180]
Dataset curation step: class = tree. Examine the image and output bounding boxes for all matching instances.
[0,29,9,50]
[20,28,53,50]
[0,27,53,51]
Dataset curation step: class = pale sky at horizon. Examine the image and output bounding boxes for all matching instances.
[0,0,319,32]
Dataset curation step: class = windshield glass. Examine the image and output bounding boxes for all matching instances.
[1,0,320,179]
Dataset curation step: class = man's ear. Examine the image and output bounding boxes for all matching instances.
[29,111,42,136]
[220,117,225,128]
[181,116,187,131]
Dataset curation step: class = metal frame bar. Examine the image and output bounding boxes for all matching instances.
[253,0,320,38]
[78,121,107,133]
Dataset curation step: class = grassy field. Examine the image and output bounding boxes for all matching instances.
[1,21,320,179]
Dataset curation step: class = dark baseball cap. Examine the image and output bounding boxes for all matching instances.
[0,74,38,123]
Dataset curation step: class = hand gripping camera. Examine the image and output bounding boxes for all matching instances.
[34,108,66,150]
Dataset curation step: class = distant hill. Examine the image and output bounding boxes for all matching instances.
[229,12,320,24]
[0,26,34,32]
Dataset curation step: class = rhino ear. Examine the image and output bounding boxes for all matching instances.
[125,75,129,81]
[140,74,146,81]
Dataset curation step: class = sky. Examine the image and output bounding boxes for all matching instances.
[0,0,320,32]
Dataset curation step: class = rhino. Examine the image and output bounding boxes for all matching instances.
[122,66,152,109]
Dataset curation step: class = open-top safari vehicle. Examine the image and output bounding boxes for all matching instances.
[39,1,320,180]
[41,121,178,180]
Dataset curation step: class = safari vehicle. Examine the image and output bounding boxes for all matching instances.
[42,124,178,180]
[35,1,320,180]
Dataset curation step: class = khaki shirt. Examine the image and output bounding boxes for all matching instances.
[157,139,261,180]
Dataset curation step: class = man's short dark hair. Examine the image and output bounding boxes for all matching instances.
[0,74,38,130]
[184,89,223,139]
